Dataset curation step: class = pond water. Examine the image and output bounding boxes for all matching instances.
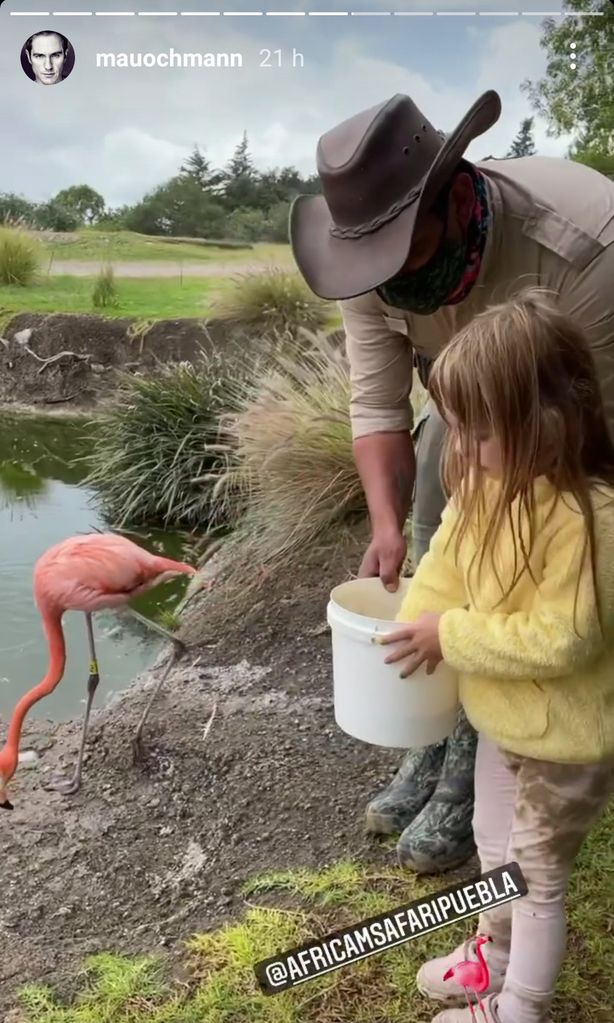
[0,413,194,722]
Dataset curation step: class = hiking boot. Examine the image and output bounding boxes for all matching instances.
[365,740,447,835]
[430,994,504,1022]
[397,707,477,873]
[417,937,507,1005]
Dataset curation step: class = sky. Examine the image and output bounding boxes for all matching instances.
[0,0,604,209]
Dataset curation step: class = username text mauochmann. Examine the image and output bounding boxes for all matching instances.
[96,50,243,69]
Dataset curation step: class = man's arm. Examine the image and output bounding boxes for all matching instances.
[340,292,415,587]
[353,431,415,535]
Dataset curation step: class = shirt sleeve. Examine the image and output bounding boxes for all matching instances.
[439,513,606,680]
[558,240,614,439]
[396,501,468,620]
[340,292,414,440]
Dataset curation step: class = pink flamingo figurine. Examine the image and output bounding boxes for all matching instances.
[0,532,196,810]
[443,934,493,1021]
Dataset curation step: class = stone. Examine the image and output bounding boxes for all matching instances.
[13,328,33,346]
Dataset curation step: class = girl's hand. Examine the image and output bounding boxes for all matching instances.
[378,612,443,677]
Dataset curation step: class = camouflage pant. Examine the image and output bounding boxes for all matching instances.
[474,733,614,1023]
[412,393,448,564]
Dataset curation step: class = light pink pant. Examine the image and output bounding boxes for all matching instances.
[473,733,614,1023]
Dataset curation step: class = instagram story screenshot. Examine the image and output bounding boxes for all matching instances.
[0,0,613,1020]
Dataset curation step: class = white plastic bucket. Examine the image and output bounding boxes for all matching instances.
[327,577,459,749]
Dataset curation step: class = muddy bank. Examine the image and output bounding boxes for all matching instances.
[0,313,345,411]
[0,527,451,1015]
[0,313,252,410]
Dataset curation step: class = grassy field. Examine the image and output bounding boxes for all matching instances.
[0,275,343,328]
[16,802,614,1023]
[37,230,295,266]
[0,275,226,321]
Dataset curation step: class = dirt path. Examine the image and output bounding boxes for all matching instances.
[0,531,438,1015]
[47,260,277,278]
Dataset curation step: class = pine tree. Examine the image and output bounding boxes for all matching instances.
[227,132,255,180]
[506,118,537,158]
[180,145,224,193]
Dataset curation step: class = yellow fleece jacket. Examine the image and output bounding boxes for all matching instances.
[396,477,614,763]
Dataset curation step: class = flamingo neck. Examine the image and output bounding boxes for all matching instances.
[476,942,488,970]
[4,611,66,765]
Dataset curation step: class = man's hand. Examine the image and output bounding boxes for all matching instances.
[358,527,407,592]
[377,612,443,676]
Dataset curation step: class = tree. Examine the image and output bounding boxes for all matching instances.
[522,0,613,159]
[53,185,105,224]
[180,145,225,194]
[569,142,614,178]
[123,175,227,237]
[506,118,537,158]
[0,192,38,227]
[34,200,81,232]
[227,132,254,179]
[223,132,261,210]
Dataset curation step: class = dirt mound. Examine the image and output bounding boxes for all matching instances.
[0,313,251,409]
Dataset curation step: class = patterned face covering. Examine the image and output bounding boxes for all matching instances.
[377,165,489,316]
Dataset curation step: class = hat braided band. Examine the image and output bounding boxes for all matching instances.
[329,184,422,240]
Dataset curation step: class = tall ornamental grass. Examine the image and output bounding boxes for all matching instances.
[0,227,42,286]
[213,268,330,336]
[210,331,366,578]
[85,350,239,529]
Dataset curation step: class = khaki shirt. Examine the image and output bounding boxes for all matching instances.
[340,156,614,439]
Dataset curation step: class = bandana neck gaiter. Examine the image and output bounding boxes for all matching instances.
[377,165,490,317]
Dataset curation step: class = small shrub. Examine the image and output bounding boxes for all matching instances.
[212,268,329,336]
[85,350,241,529]
[0,227,42,286]
[92,264,119,308]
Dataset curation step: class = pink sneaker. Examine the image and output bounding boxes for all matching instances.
[416,936,506,1005]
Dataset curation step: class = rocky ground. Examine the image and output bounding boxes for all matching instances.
[0,528,427,1016]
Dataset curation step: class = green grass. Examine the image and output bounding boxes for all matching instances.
[37,229,294,266]
[0,275,225,320]
[15,803,614,1022]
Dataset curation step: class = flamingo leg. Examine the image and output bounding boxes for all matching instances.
[464,989,477,1021]
[132,640,181,763]
[471,989,489,1022]
[46,612,100,796]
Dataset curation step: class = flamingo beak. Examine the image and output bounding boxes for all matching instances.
[0,799,13,811]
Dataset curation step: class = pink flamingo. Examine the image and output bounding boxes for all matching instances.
[443,934,493,1021]
[0,533,196,810]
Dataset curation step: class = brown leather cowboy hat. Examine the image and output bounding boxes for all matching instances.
[290,90,501,301]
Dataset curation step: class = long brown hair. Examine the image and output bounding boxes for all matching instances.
[428,288,614,628]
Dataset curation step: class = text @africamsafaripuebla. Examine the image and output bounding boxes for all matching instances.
[254,862,527,995]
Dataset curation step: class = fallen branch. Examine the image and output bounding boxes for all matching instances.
[34,350,92,375]
[17,341,92,375]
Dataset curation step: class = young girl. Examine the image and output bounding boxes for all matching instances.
[379,289,614,1023]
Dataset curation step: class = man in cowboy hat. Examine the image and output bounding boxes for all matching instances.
[289,92,614,879]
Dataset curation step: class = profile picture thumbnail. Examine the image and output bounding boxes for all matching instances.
[21,30,75,85]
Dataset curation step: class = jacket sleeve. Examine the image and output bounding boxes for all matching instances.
[396,502,468,620]
[559,239,614,438]
[340,292,414,440]
[438,514,607,680]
